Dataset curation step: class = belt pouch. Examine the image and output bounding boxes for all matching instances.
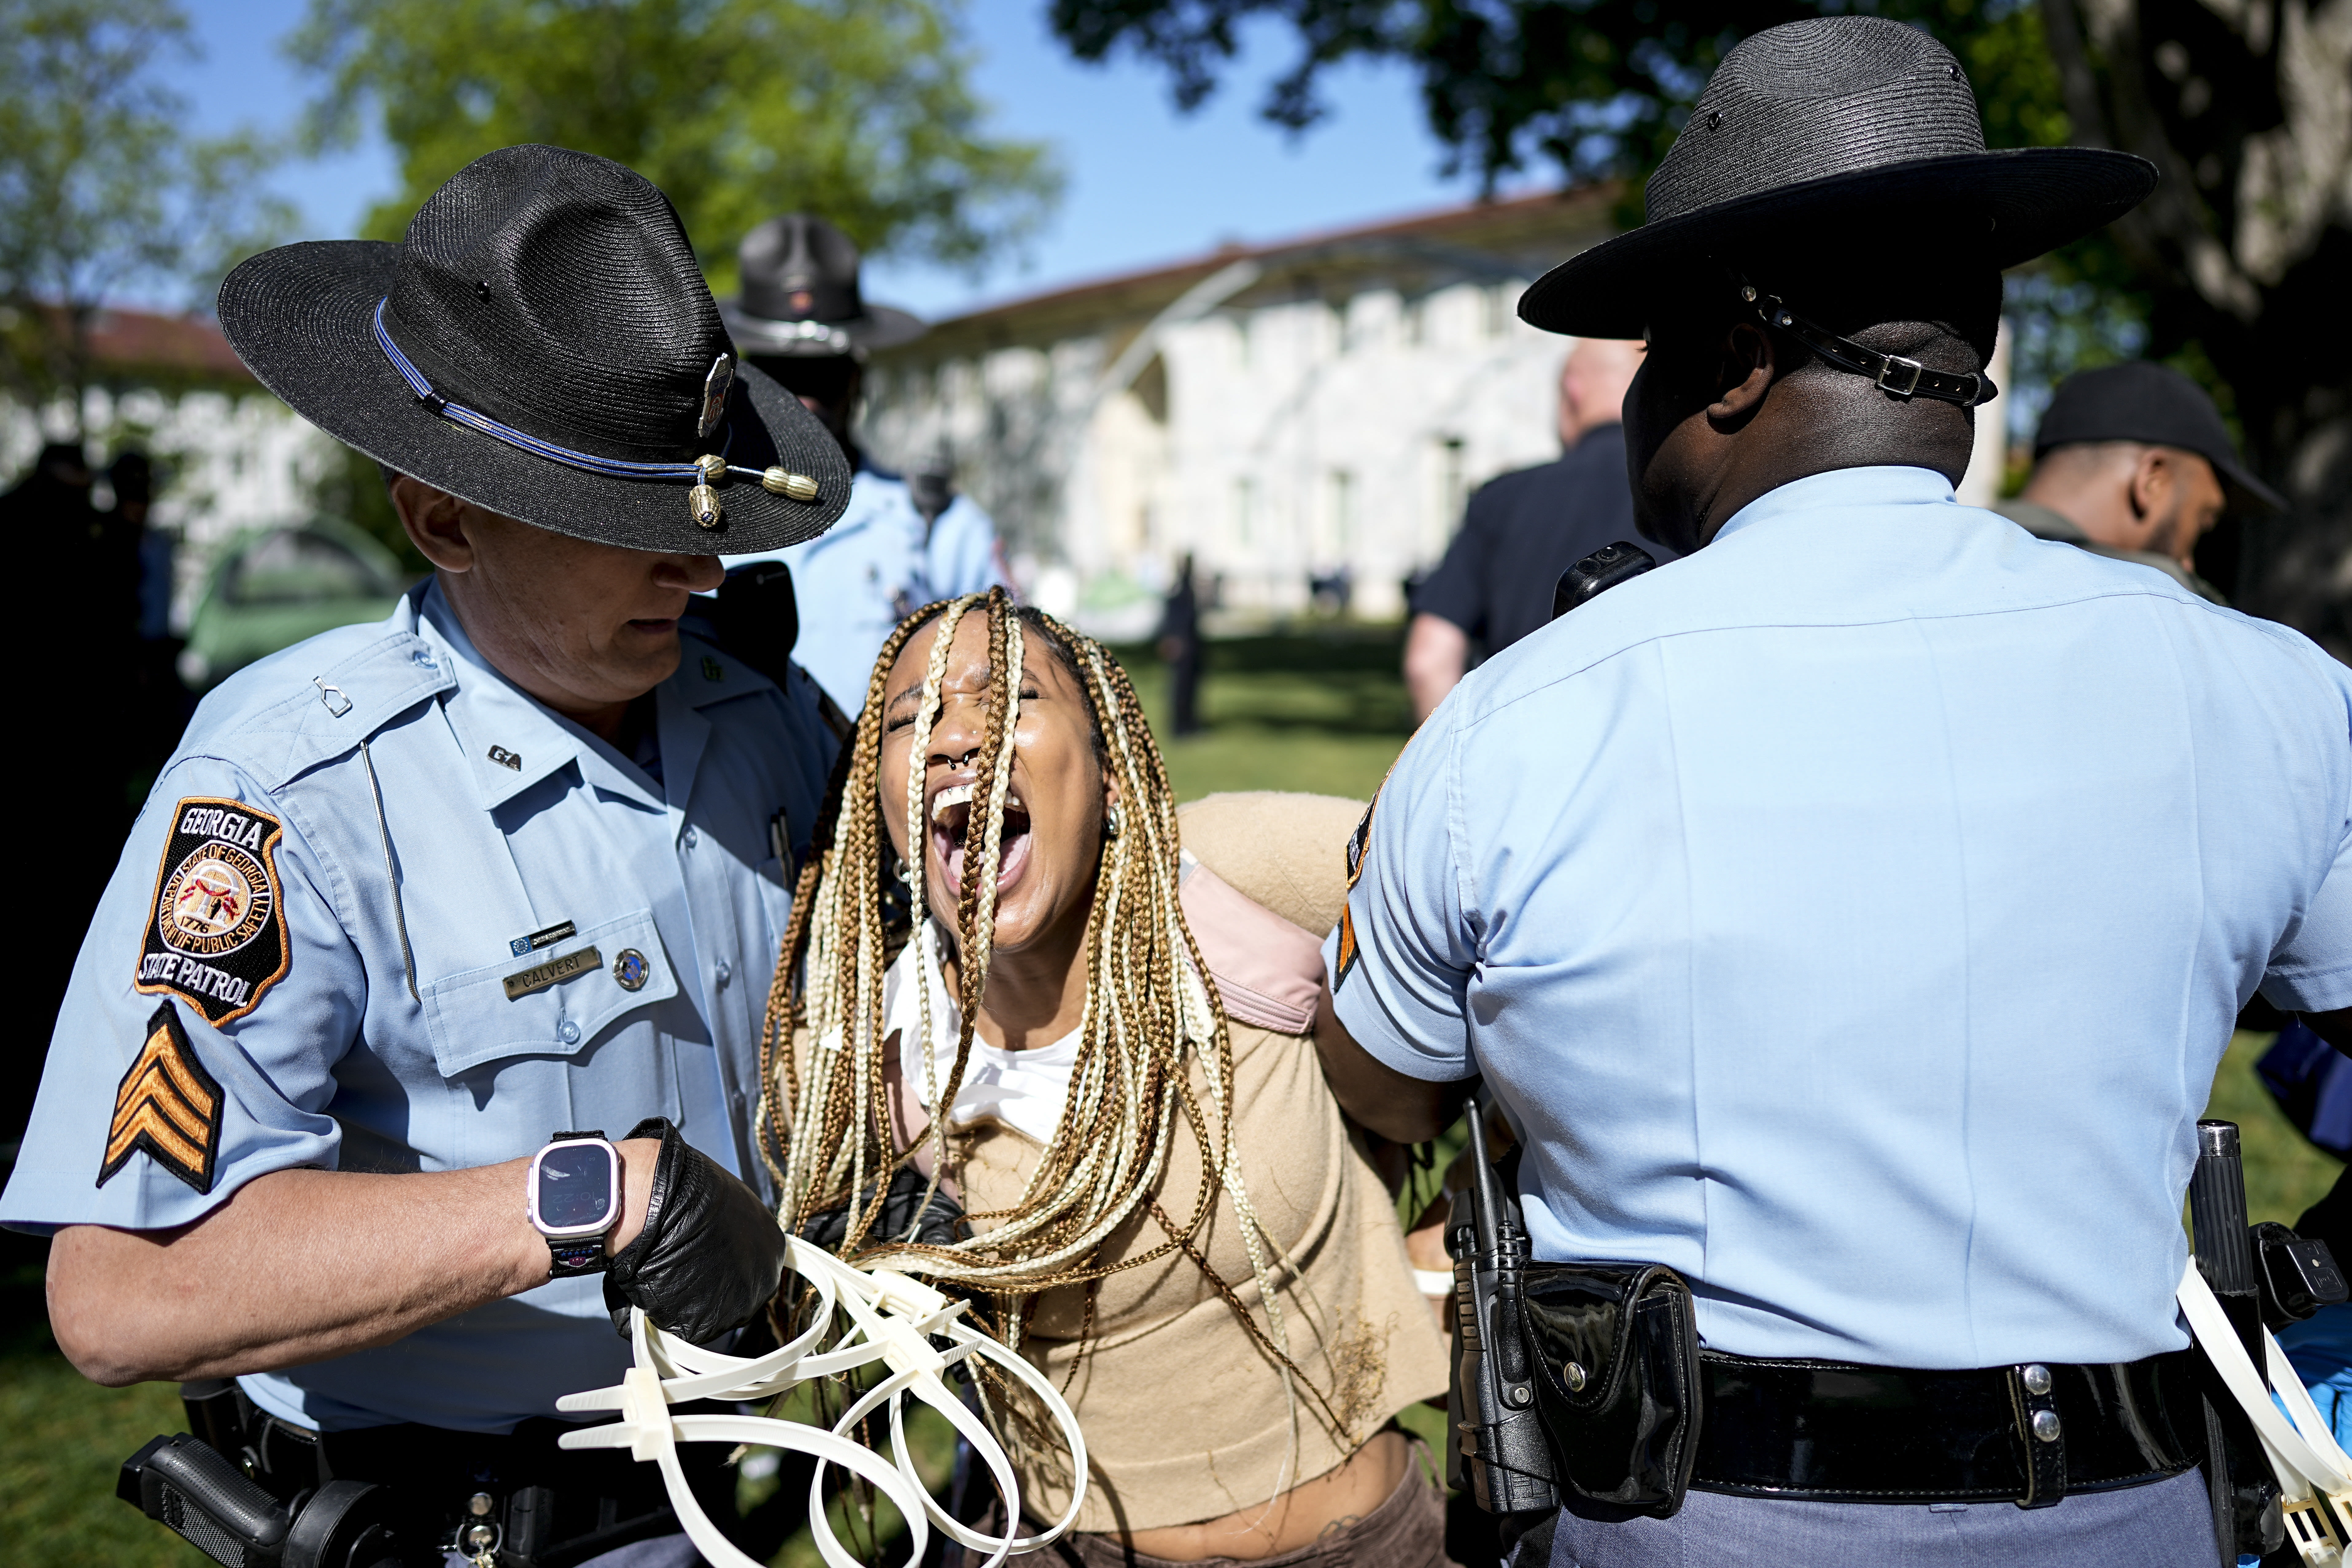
[1517,1260,1702,1518]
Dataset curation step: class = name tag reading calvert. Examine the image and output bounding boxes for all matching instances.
[504,946,603,1001]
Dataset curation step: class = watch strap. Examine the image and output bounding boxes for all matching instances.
[548,1239,610,1278]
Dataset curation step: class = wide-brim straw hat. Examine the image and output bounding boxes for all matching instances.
[722,214,928,358]
[218,144,851,554]
[1520,17,2158,339]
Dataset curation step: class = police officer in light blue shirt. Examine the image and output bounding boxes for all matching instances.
[1309,20,2352,1567]
[720,213,1008,713]
[4,147,853,1566]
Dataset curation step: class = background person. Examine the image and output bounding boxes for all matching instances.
[720,213,1009,714]
[1158,550,1204,735]
[1403,337,1665,722]
[1310,19,2345,1564]
[1996,360,2283,604]
[767,590,1450,1567]
[3,146,847,1567]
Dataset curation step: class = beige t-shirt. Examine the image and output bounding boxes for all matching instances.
[957,1009,1447,1534]
[805,792,1445,1535]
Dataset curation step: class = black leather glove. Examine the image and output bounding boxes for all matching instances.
[800,1165,965,1254]
[602,1117,787,1343]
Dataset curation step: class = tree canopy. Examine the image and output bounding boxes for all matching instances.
[1049,0,2352,646]
[0,0,288,428]
[291,0,1062,283]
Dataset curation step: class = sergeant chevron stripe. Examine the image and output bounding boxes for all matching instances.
[99,1003,223,1194]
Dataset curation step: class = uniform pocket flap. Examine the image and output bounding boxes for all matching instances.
[420,908,677,1077]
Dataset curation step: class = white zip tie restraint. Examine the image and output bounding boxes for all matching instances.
[2179,1260,2352,1565]
[556,1236,1089,1568]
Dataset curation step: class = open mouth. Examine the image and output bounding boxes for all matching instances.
[929,780,1033,900]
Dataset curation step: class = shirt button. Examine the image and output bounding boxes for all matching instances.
[682,827,700,850]
[557,1019,581,1045]
[714,959,733,988]
[412,647,437,668]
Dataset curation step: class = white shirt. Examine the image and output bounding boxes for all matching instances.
[883,923,1077,1145]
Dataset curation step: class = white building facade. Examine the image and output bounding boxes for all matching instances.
[861,191,1627,632]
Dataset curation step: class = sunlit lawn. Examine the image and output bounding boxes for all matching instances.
[1111,625,1416,804]
[9,627,2341,1562]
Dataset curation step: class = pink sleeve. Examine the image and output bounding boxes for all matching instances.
[1180,859,1324,1035]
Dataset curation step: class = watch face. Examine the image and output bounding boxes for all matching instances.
[536,1142,615,1231]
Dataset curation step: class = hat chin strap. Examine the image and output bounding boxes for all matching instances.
[1732,276,1995,408]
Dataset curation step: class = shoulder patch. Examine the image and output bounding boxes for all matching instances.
[1346,797,1375,890]
[101,1002,223,1193]
[1334,904,1360,990]
[134,796,292,1026]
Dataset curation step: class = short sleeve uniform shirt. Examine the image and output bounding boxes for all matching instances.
[2,583,837,1431]
[1331,466,2352,1369]
[724,462,1007,713]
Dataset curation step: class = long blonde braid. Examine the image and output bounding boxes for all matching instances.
[757,593,1321,1422]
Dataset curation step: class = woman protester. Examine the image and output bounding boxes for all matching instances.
[757,588,1450,1567]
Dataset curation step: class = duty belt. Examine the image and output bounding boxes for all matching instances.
[180,1380,726,1567]
[1690,1348,2204,1507]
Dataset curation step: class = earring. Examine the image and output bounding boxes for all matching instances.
[1104,805,1124,841]
[893,855,915,886]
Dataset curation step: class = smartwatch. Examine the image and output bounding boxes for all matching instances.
[526,1130,621,1278]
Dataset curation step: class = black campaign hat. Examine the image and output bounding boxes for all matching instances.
[218,145,851,555]
[723,215,927,358]
[1519,17,2157,339]
[2036,361,2284,510]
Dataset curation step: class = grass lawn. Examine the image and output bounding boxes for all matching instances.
[1110,624,1415,804]
[7,630,2342,1562]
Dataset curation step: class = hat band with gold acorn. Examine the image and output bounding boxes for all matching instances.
[371,298,819,528]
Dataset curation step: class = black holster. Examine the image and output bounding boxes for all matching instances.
[163,1380,731,1567]
[1517,1261,1703,1518]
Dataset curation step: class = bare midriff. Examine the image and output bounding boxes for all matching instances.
[1105,1430,1410,1562]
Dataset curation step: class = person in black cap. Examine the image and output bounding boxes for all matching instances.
[719,214,1009,714]
[1305,15,2352,1566]
[1996,361,2283,603]
[8,145,850,1566]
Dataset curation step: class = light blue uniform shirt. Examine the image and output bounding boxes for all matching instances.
[1329,466,2352,1370]
[3,582,836,1431]
[723,461,1005,714]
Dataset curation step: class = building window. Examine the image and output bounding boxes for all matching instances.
[1439,436,1466,545]
[1327,468,1355,558]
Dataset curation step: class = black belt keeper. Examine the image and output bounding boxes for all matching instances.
[1690,1348,2204,1507]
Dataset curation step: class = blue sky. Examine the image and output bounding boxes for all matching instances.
[178,0,1523,321]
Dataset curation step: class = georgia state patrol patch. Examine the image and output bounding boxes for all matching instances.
[134,797,291,1026]
[100,1002,223,1193]
[1334,903,1361,990]
[1346,798,1375,890]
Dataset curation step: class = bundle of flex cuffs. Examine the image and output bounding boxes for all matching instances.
[558,1235,1089,1568]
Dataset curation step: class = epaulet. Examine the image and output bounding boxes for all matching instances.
[180,627,455,792]
[676,629,781,708]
